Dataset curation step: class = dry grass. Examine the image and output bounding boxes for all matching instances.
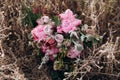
[0,0,119,80]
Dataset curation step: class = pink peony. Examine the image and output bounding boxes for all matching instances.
[57,9,81,33]
[67,47,82,58]
[31,25,47,41]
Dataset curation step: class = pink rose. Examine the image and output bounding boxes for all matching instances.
[42,43,59,55]
[31,25,47,41]
[43,25,53,35]
[59,19,81,33]
[70,19,81,27]
[46,47,59,55]
[49,54,57,61]
[45,37,57,47]
[55,34,64,43]
[57,9,81,33]
[36,16,51,25]
[42,45,59,60]
[57,26,63,33]
[67,47,82,58]
[41,16,50,23]
[42,44,48,53]
[59,9,76,20]
[36,19,44,25]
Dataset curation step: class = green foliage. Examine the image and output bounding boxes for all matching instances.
[47,61,65,80]
[83,35,100,48]
[22,6,41,27]
[51,16,61,26]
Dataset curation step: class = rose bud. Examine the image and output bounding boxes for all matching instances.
[55,34,64,43]
[46,37,57,47]
[33,7,39,14]
[43,25,53,35]
[41,16,51,24]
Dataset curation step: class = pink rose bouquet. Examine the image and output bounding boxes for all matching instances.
[31,9,99,70]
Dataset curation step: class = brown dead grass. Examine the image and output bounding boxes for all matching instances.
[0,0,119,80]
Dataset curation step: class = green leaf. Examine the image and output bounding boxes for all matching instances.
[85,34,94,41]
[22,6,41,27]
[83,40,93,48]
[54,60,64,70]
[52,16,61,26]
[93,38,99,45]
[75,44,84,51]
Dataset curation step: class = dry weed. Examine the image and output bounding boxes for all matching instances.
[0,0,119,80]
